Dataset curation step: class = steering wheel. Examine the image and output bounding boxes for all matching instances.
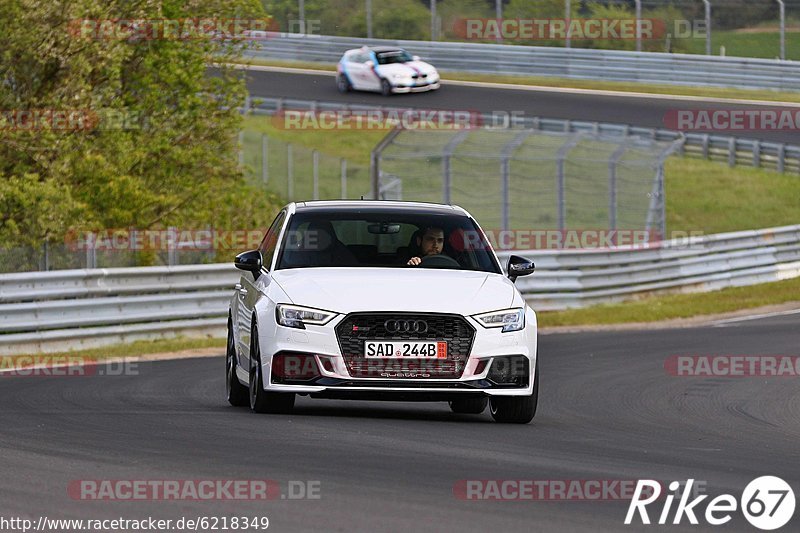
[419,254,460,268]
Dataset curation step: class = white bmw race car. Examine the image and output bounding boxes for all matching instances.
[227,201,538,423]
[337,46,441,95]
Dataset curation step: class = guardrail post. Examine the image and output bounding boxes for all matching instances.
[701,134,710,159]
[728,137,736,167]
[753,141,761,168]
[287,143,294,200]
[312,150,320,199]
[340,158,347,198]
[261,134,269,183]
[777,144,786,173]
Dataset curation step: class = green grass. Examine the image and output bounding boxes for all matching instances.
[685,30,799,61]
[537,277,800,327]
[235,57,800,104]
[665,158,800,234]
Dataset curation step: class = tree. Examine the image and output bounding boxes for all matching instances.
[0,0,280,253]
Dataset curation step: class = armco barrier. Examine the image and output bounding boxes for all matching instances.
[0,225,798,355]
[243,33,800,92]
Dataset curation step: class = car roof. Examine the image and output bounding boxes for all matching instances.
[369,46,407,53]
[292,200,467,216]
[344,46,407,54]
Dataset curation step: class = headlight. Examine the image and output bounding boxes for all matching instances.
[276,304,336,329]
[472,308,525,332]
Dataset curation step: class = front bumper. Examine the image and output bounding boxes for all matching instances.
[391,81,441,93]
[255,310,537,399]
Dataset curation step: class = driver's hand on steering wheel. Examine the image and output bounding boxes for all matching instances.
[407,256,422,266]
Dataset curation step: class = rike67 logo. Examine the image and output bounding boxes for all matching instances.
[625,477,795,530]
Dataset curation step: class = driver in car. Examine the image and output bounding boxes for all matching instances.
[407,226,445,266]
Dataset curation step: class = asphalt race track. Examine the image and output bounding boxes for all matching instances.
[1,316,798,532]
[243,69,800,145]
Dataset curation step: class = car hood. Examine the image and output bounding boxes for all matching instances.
[271,268,515,315]
[376,61,437,77]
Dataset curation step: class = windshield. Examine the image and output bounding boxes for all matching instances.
[276,210,501,273]
[375,50,414,65]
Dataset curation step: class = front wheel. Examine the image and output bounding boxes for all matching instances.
[380,79,393,96]
[249,324,295,414]
[489,362,538,424]
[336,74,351,93]
[226,318,249,407]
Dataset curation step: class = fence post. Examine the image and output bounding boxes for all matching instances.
[499,130,533,231]
[261,134,269,183]
[777,144,786,173]
[238,131,245,167]
[635,0,642,52]
[703,0,712,55]
[340,158,347,198]
[728,137,736,167]
[778,0,786,60]
[370,127,402,200]
[287,143,294,200]
[441,130,470,204]
[312,149,320,200]
[609,145,627,231]
[556,134,582,231]
[431,0,437,40]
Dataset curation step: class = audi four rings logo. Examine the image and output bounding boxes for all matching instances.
[384,320,428,333]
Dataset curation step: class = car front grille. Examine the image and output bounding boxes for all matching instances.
[335,313,475,379]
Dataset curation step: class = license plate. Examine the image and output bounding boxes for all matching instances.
[364,341,447,359]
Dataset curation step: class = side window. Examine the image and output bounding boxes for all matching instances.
[258,210,286,270]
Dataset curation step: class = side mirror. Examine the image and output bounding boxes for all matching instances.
[235,250,263,275]
[507,255,535,282]
[412,55,421,61]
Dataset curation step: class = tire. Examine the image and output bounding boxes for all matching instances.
[489,362,538,424]
[336,74,351,93]
[226,317,249,407]
[249,324,295,414]
[380,79,393,96]
[449,397,488,414]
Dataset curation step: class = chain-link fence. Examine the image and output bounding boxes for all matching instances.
[373,128,682,238]
[239,131,371,201]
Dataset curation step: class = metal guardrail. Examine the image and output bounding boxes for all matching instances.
[250,96,800,174]
[244,33,800,92]
[1,225,798,355]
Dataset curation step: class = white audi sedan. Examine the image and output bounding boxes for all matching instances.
[336,46,441,95]
[227,201,538,423]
